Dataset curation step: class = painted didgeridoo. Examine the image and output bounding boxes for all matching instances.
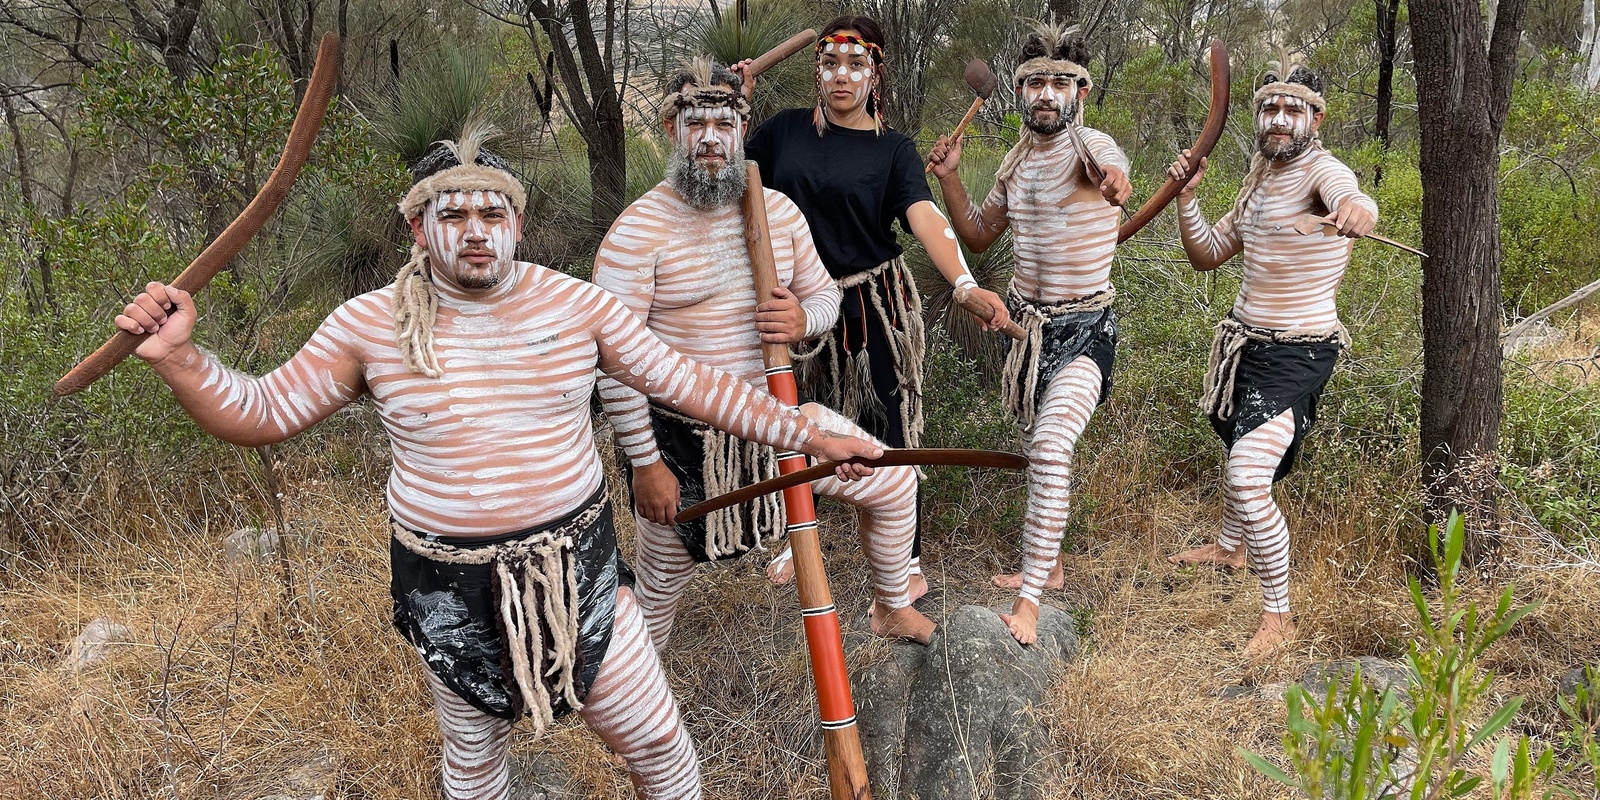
[742,161,872,800]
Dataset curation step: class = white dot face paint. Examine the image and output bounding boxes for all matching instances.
[817,45,873,115]
[423,190,517,291]
[825,42,835,53]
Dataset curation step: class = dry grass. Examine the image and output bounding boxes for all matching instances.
[2,404,1597,800]
[1515,304,1600,387]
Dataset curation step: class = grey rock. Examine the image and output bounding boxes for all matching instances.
[1559,664,1599,719]
[1301,657,1413,700]
[224,750,337,799]
[225,526,282,563]
[65,617,132,673]
[512,751,583,799]
[852,603,1079,800]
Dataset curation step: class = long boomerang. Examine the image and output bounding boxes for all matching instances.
[676,448,1029,524]
[53,35,341,397]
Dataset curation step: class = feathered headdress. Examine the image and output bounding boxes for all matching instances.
[1012,18,1092,95]
[1252,45,1325,113]
[996,18,1092,182]
[662,56,750,122]
[392,117,526,379]
[397,117,527,221]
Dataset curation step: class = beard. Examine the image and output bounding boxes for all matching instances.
[447,263,507,289]
[667,145,748,210]
[1023,97,1077,135]
[1257,127,1314,161]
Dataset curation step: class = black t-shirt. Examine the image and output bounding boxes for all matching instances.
[745,108,933,279]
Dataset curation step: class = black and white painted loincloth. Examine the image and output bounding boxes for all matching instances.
[793,255,925,448]
[622,402,784,562]
[389,484,630,729]
[1000,287,1118,431]
[1201,315,1349,482]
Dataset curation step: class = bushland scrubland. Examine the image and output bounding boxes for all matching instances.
[1,0,1597,797]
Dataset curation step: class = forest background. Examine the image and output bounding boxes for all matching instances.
[0,0,1597,797]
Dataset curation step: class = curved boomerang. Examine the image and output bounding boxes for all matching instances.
[53,34,342,397]
[1116,39,1230,244]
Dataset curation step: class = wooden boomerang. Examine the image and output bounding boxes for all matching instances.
[1291,214,1428,258]
[1117,39,1230,244]
[53,34,341,397]
[676,449,1028,523]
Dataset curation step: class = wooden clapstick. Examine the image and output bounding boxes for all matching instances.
[746,29,819,78]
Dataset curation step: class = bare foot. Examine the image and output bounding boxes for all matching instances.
[766,546,794,585]
[908,572,929,603]
[1242,612,1296,657]
[999,597,1041,645]
[871,602,936,644]
[991,561,1064,591]
[1167,542,1246,569]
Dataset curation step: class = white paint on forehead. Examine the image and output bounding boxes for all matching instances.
[853,44,864,54]
[825,42,835,52]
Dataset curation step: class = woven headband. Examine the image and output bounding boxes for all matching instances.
[817,34,883,62]
[1014,58,1091,89]
[1252,82,1326,114]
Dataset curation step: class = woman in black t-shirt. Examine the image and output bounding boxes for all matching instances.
[737,16,1010,590]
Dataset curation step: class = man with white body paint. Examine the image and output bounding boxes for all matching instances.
[110,124,884,799]
[1165,61,1377,655]
[595,58,939,646]
[926,22,1132,645]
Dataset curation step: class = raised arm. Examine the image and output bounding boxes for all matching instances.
[1167,151,1242,272]
[591,214,666,469]
[927,133,1010,252]
[115,281,365,447]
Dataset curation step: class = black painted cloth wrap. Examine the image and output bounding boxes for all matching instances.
[621,402,784,563]
[1207,338,1341,483]
[389,484,632,720]
[1002,301,1117,427]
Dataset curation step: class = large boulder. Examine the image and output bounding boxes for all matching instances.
[853,603,1079,800]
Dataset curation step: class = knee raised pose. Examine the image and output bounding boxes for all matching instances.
[1163,59,1377,655]
[927,21,1133,645]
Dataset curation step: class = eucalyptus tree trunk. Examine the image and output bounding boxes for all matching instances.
[1373,0,1401,185]
[1408,0,1530,558]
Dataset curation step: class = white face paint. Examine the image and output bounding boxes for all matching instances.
[673,105,743,170]
[1255,93,1316,160]
[423,190,518,291]
[1256,94,1312,138]
[1020,73,1079,134]
[817,37,875,116]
